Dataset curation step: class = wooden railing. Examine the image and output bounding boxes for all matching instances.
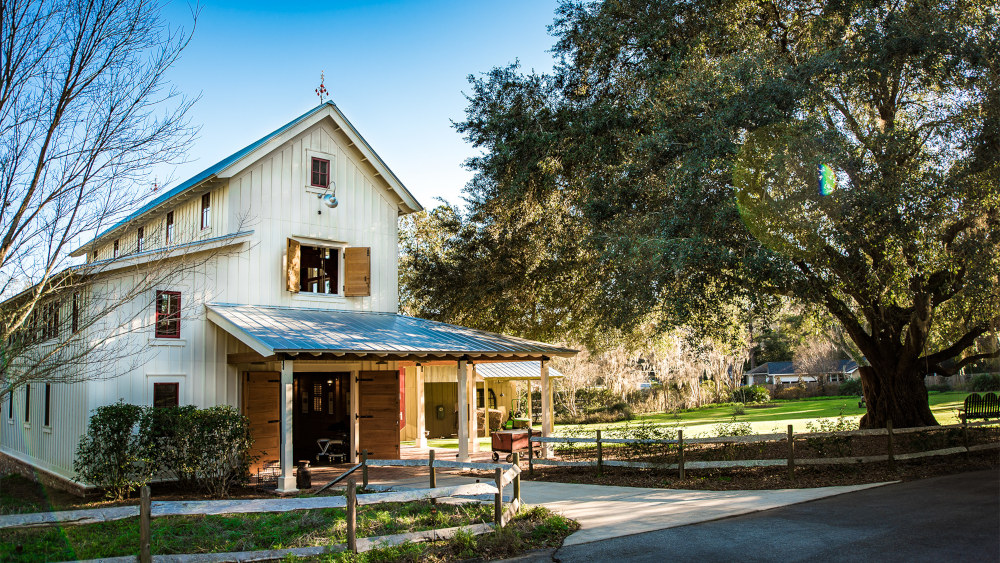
[529,419,1000,479]
[0,452,523,562]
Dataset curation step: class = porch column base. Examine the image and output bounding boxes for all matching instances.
[276,475,298,494]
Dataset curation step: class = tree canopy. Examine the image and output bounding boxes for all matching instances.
[401,0,999,428]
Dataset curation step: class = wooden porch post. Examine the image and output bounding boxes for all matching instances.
[457,358,470,461]
[415,364,427,449]
[483,376,490,437]
[469,362,479,453]
[277,358,297,493]
[540,357,553,458]
[525,380,533,426]
[350,368,360,463]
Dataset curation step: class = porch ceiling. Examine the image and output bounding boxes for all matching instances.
[206,303,577,362]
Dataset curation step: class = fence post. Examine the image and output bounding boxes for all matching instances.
[429,449,437,505]
[494,467,503,527]
[512,452,521,505]
[886,420,895,472]
[347,477,357,553]
[963,420,970,458]
[596,429,603,476]
[787,424,795,481]
[528,435,534,477]
[139,486,151,563]
[678,429,685,480]
[361,450,369,490]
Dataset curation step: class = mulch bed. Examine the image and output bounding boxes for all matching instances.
[524,449,999,491]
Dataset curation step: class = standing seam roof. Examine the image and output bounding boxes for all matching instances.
[207,303,577,357]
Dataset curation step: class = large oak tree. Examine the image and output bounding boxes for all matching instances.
[405,0,999,428]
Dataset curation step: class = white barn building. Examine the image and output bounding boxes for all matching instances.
[0,101,575,494]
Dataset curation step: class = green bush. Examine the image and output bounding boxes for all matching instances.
[78,403,255,499]
[142,405,200,487]
[74,401,152,501]
[730,385,770,404]
[838,378,863,396]
[186,406,256,497]
[969,373,1000,392]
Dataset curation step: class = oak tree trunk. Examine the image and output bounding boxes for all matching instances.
[858,365,938,429]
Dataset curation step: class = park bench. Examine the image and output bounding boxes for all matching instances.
[958,392,1000,423]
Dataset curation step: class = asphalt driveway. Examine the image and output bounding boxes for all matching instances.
[544,469,999,562]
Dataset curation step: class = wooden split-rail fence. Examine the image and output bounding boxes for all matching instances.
[0,452,523,563]
[528,419,1000,479]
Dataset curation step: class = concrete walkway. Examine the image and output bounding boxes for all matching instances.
[364,466,894,546]
[517,481,892,546]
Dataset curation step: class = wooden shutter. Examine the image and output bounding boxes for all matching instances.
[343,247,370,296]
[286,238,301,293]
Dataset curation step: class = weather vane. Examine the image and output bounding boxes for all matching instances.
[315,71,328,103]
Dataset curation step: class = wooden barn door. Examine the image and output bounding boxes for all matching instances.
[358,370,400,459]
[243,372,280,473]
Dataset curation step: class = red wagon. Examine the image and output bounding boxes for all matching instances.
[490,429,540,462]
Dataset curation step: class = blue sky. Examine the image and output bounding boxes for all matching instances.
[155,0,561,208]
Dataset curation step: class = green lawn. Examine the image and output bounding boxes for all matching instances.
[413,392,972,448]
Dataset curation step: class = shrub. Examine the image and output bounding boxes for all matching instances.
[730,385,770,404]
[731,402,746,416]
[78,403,255,499]
[926,383,951,393]
[185,405,255,497]
[837,378,863,396]
[970,373,1000,392]
[712,417,753,437]
[142,405,200,487]
[74,401,152,501]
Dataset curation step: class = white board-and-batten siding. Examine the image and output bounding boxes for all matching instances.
[224,121,399,312]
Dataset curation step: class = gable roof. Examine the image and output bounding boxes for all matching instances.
[70,101,422,257]
[206,303,577,360]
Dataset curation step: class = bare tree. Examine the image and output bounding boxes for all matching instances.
[0,0,199,401]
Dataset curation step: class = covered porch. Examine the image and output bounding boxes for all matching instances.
[207,303,575,493]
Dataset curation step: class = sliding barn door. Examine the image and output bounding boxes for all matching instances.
[358,370,400,459]
[243,372,280,473]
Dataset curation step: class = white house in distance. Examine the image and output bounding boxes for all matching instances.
[0,101,576,494]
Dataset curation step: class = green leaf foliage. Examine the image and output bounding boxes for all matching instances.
[402,0,999,427]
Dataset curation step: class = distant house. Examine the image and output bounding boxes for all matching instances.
[744,360,859,386]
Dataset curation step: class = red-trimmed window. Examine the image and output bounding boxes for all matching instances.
[201,193,211,230]
[43,383,51,427]
[137,227,144,252]
[153,382,179,408]
[165,211,175,244]
[155,291,181,338]
[310,157,330,188]
[71,292,80,333]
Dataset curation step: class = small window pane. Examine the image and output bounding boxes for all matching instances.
[153,383,179,408]
[311,158,330,188]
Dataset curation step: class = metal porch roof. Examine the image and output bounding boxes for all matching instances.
[475,362,564,380]
[206,303,577,359]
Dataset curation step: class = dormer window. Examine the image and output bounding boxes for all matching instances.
[166,211,174,244]
[201,193,211,230]
[311,157,330,188]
